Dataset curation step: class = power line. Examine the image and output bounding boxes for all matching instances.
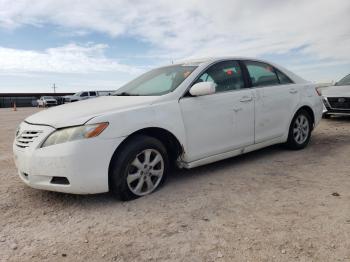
[52,83,57,93]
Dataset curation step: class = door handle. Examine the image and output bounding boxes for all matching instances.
[289,89,298,94]
[240,96,253,103]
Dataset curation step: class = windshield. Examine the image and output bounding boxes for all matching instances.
[335,74,350,86]
[43,96,54,99]
[73,92,82,96]
[113,65,197,96]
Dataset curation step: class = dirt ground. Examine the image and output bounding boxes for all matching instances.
[0,107,349,262]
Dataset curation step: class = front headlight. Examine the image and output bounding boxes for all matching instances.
[41,122,108,148]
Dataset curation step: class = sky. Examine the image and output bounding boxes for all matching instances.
[0,0,349,93]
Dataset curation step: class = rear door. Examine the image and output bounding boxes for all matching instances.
[243,60,300,143]
[179,60,255,162]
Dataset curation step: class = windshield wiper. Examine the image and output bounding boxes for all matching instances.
[113,92,140,96]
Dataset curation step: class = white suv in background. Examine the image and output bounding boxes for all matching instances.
[64,91,98,103]
[13,57,323,201]
[64,91,114,103]
[37,96,57,107]
[322,74,350,118]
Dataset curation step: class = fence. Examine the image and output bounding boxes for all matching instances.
[0,93,74,108]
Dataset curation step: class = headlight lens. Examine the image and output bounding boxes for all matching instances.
[41,122,108,148]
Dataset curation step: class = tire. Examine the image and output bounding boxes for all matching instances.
[109,135,169,201]
[285,109,312,150]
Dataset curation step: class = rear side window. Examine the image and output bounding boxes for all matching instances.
[276,70,293,84]
[245,61,279,87]
[195,60,245,93]
[89,91,97,96]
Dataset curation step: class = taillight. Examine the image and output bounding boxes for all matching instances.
[315,87,322,96]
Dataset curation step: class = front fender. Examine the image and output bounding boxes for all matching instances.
[87,101,187,149]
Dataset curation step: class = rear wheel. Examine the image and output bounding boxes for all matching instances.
[286,110,312,150]
[109,135,169,201]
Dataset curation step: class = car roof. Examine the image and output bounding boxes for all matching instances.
[175,57,277,66]
[172,56,307,84]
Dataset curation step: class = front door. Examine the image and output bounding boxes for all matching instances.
[179,60,255,162]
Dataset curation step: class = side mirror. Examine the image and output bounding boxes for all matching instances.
[189,82,216,96]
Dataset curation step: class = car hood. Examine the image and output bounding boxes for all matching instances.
[322,85,350,97]
[25,96,159,128]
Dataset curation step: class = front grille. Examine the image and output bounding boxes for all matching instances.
[327,97,350,109]
[16,130,43,148]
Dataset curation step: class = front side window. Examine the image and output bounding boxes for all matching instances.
[245,61,279,87]
[195,61,244,93]
[81,92,88,97]
[114,65,197,96]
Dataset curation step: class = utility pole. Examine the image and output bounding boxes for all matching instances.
[52,83,57,93]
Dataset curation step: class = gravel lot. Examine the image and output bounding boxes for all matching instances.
[0,107,349,262]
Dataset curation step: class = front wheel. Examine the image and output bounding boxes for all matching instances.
[285,110,312,150]
[109,135,169,201]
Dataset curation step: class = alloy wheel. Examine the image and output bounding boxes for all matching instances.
[293,114,310,144]
[126,149,164,196]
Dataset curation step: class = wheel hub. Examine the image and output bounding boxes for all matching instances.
[293,114,309,145]
[126,149,164,196]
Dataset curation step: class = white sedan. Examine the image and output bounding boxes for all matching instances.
[13,57,323,200]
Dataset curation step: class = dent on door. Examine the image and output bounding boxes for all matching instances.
[180,89,254,162]
[254,85,299,143]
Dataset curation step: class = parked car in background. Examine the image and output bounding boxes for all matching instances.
[64,90,114,103]
[13,57,323,201]
[55,96,66,105]
[31,100,38,107]
[322,74,350,118]
[37,96,57,107]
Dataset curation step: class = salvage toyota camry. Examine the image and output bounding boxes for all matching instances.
[13,57,323,200]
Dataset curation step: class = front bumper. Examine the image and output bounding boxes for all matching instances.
[323,96,350,115]
[324,108,350,115]
[13,122,125,194]
[46,103,57,107]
